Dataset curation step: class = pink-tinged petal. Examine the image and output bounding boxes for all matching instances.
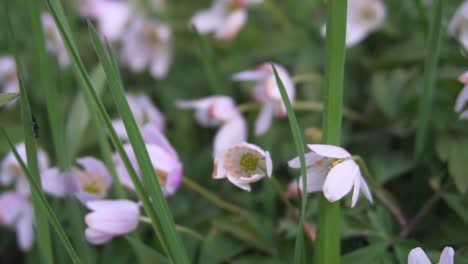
[164,165,183,196]
[146,144,179,173]
[323,160,358,202]
[237,173,265,184]
[458,71,468,84]
[150,44,173,79]
[408,247,431,264]
[190,9,222,34]
[232,69,267,81]
[141,125,177,158]
[41,167,76,197]
[307,144,351,159]
[227,175,251,191]
[85,228,113,245]
[439,247,455,264]
[288,152,323,168]
[460,27,468,50]
[16,177,31,197]
[77,157,112,187]
[255,103,274,136]
[265,151,272,177]
[15,209,34,251]
[212,158,226,179]
[211,97,240,122]
[349,173,361,208]
[213,117,247,157]
[85,200,139,235]
[112,119,129,140]
[345,24,369,47]
[360,176,373,203]
[304,165,328,193]
[460,109,468,120]
[0,192,28,226]
[215,9,247,41]
[455,85,468,113]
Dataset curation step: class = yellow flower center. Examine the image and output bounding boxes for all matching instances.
[77,171,106,195]
[156,170,168,186]
[361,7,376,20]
[239,153,259,173]
[83,183,102,194]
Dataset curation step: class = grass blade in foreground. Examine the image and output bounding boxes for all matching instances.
[316,0,348,263]
[88,22,189,263]
[272,65,308,264]
[414,0,443,160]
[0,93,18,106]
[1,129,81,264]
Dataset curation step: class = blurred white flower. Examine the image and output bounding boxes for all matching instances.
[449,0,468,50]
[455,71,468,120]
[84,199,140,244]
[112,93,165,140]
[121,17,173,79]
[190,0,262,42]
[321,0,386,47]
[115,127,183,196]
[233,62,295,136]
[408,247,454,264]
[0,192,35,251]
[0,143,49,197]
[0,56,19,94]
[176,96,247,156]
[288,144,372,208]
[213,142,272,191]
[79,0,132,42]
[41,12,70,67]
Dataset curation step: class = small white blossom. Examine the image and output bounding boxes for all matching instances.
[84,199,140,244]
[288,144,372,208]
[449,0,468,50]
[408,247,454,264]
[233,62,295,136]
[190,0,262,42]
[121,16,173,79]
[213,142,272,191]
[455,71,468,119]
[41,12,70,67]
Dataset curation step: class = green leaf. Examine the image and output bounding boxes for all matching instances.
[436,136,468,193]
[0,93,18,106]
[444,193,468,224]
[341,242,388,263]
[126,237,169,264]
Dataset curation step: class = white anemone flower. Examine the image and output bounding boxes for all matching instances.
[408,247,454,264]
[84,199,140,245]
[232,62,295,136]
[455,71,468,120]
[0,55,19,94]
[288,144,372,208]
[121,16,173,79]
[190,0,262,42]
[321,0,386,47]
[41,12,70,67]
[0,143,49,197]
[213,142,272,191]
[449,0,468,50]
[112,93,166,140]
[0,192,35,251]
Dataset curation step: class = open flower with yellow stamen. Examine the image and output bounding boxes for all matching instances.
[213,142,272,191]
[288,144,372,208]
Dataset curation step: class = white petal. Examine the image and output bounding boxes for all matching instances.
[190,9,222,34]
[85,228,113,245]
[16,211,35,251]
[85,205,139,235]
[213,117,247,157]
[439,247,455,264]
[212,158,227,179]
[255,103,274,136]
[150,44,173,79]
[112,119,129,140]
[232,69,266,81]
[349,173,361,208]
[408,247,431,264]
[455,85,468,113]
[237,173,265,184]
[304,166,328,193]
[323,160,358,202]
[265,151,273,177]
[227,175,251,191]
[288,152,323,168]
[360,176,373,203]
[41,168,75,197]
[16,177,31,197]
[460,109,468,120]
[307,144,351,159]
[215,9,247,41]
[77,157,112,187]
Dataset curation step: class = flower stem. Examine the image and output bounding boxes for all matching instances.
[182,177,252,218]
[269,176,296,213]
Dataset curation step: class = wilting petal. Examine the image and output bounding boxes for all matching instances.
[323,160,358,202]
[85,228,113,245]
[214,117,247,157]
[455,85,468,113]
[308,144,351,159]
[408,247,431,264]
[255,102,274,136]
[439,247,455,264]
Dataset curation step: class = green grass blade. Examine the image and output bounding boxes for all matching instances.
[0,93,18,106]
[88,22,189,263]
[5,9,54,264]
[0,128,81,264]
[316,0,348,263]
[272,65,308,264]
[414,0,443,160]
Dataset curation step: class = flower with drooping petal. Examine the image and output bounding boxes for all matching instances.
[112,93,166,140]
[408,247,454,264]
[0,143,49,196]
[176,96,247,156]
[455,71,468,120]
[84,199,140,245]
[121,16,173,79]
[288,144,372,208]
[190,0,262,42]
[0,55,19,94]
[233,62,295,136]
[115,127,183,196]
[321,0,386,47]
[41,12,70,67]
[213,142,272,191]
[79,0,132,42]
[449,0,468,50]
[0,192,35,251]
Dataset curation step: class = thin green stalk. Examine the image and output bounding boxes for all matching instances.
[182,177,252,218]
[1,128,81,264]
[269,177,296,213]
[272,65,308,264]
[414,0,443,160]
[5,9,54,264]
[316,1,348,263]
